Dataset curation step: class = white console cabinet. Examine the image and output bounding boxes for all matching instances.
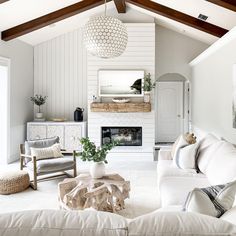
[27,121,87,151]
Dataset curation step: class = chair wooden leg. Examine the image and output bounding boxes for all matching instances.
[73,150,77,177]
[33,156,37,190]
[20,156,24,170]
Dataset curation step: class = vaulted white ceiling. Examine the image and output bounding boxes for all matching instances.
[0,0,235,45]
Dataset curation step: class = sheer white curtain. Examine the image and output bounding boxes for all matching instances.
[0,57,10,164]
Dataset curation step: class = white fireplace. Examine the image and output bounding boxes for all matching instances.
[87,23,155,160]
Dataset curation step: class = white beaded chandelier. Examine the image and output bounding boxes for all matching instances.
[83,0,128,59]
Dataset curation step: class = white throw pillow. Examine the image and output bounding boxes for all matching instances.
[176,143,199,169]
[30,143,63,160]
[128,211,236,236]
[173,135,189,167]
[205,141,236,185]
[198,133,220,152]
[197,140,222,174]
[183,181,236,218]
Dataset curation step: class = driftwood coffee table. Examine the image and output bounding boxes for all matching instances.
[58,173,130,212]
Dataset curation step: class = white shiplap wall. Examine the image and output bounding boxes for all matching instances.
[88,23,156,158]
[34,28,87,121]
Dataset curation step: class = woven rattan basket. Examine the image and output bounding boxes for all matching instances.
[0,170,30,195]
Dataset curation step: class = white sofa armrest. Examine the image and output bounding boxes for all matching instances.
[158,149,173,160]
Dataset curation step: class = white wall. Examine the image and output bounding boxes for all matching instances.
[155,25,209,80]
[33,22,209,148]
[33,8,154,121]
[190,27,236,143]
[34,29,87,121]
[0,39,34,163]
[154,25,209,141]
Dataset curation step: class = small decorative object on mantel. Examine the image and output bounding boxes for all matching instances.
[74,107,84,122]
[143,73,157,103]
[51,118,67,122]
[92,95,100,103]
[30,94,47,121]
[112,98,130,103]
[79,137,118,179]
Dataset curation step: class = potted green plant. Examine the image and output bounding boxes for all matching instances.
[143,73,156,103]
[79,137,118,178]
[30,94,47,119]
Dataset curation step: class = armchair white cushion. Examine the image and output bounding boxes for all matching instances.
[26,156,75,174]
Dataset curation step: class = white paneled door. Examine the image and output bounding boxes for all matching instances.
[156,82,184,143]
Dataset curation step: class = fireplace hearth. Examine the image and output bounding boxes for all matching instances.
[101,127,142,146]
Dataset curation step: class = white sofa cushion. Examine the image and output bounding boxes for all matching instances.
[128,211,236,236]
[177,143,199,169]
[157,160,206,183]
[197,140,222,174]
[159,176,210,207]
[172,135,189,167]
[198,133,220,151]
[196,133,220,173]
[205,141,236,185]
[157,160,210,206]
[221,206,236,225]
[0,209,128,236]
[183,181,236,217]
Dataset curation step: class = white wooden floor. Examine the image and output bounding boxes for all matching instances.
[0,157,160,219]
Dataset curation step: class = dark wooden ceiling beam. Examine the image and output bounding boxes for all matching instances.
[0,0,9,4]
[1,0,229,41]
[126,0,228,37]
[1,0,111,41]
[206,0,236,12]
[113,0,126,13]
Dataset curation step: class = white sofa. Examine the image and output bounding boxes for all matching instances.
[157,133,236,225]
[0,209,236,236]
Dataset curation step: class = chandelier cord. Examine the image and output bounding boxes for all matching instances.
[104,0,107,16]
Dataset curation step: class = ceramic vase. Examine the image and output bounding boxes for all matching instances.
[144,92,151,103]
[35,112,44,119]
[90,162,105,179]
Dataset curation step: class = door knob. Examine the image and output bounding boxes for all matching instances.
[177,115,181,118]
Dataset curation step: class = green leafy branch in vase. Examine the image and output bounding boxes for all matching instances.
[30,94,47,113]
[143,73,157,92]
[79,137,119,164]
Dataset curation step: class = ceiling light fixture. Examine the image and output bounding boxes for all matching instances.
[83,0,128,59]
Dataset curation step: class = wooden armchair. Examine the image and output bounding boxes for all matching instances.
[20,143,77,190]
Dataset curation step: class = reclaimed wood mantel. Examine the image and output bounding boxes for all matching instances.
[90,102,151,112]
